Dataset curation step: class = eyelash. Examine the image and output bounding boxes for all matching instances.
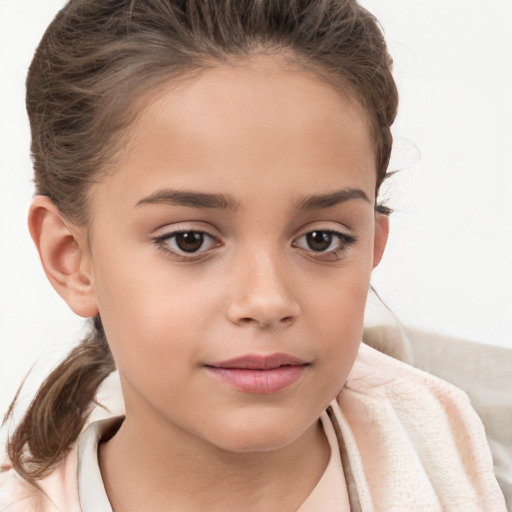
[152,228,357,262]
[293,230,357,261]
[152,229,220,261]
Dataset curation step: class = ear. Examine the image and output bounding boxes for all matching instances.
[28,196,98,318]
[372,213,389,269]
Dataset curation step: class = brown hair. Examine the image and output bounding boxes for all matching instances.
[4,0,398,485]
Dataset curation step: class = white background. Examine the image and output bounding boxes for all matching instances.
[1,0,511,421]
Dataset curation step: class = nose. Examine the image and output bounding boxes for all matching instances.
[226,249,301,328]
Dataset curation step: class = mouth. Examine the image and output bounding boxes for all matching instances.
[204,353,309,394]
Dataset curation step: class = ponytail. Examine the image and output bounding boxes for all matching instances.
[2,316,115,486]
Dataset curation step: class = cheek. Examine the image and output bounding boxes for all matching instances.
[304,258,371,376]
[90,249,213,375]
[306,253,372,329]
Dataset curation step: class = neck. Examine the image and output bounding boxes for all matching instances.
[99,407,330,512]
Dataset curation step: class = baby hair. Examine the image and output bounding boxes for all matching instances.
[5,0,398,486]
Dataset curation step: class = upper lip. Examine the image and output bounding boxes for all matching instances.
[207,353,308,370]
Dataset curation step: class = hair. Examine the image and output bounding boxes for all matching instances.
[4,0,398,486]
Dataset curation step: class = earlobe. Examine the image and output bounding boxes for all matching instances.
[372,213,390,269]
[28,196,98,318]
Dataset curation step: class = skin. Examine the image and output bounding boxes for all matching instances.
[29,55,388,511]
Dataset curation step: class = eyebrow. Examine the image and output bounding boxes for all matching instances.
[135,189,240,211]
[294,188,370,212]
[135,187,370,212]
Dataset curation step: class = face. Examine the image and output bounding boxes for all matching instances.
[82,56,387,453]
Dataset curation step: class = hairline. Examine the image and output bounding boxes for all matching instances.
[82,50,381,232]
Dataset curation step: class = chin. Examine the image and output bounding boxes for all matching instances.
[206,415,314,454]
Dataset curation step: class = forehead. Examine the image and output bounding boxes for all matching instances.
[90,55,376,218]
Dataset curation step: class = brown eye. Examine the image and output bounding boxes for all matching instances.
[293,229,357,259]
[156,230,219,257]
[175,232,205,252]
[306,231,333,252]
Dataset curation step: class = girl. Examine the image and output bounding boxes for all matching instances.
[0,0,507,510]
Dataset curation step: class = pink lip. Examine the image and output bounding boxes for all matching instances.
[205,353,308,394]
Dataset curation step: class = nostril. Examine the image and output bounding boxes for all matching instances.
[226,290,301,327]
[236,315,295,327]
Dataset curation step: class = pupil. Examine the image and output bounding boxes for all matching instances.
[176,232,204,252]
[307,231,332,251]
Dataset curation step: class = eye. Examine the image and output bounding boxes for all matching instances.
[293,230,356,258]
[154,230,220,257]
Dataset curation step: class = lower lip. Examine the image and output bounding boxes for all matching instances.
[206,365,307,394]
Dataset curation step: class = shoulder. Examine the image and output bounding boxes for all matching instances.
[0,450,81,512]
[0,461,42,512]
[362,324,512,438]
[346,341,479,428]
[336,341,508,510]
